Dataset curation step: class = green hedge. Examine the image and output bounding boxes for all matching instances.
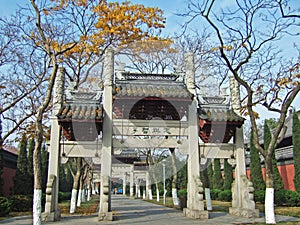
[58,192,72,203]
[0,197,12,217]
[9,195,32,212]
[275,190,300,207]
[177,189,187,197]
[255,190,300,206]
[218,190,232,202]
[6,192,72,213]
[167,188,300,206]
[210,189,222,200]
[254,190,265,203]
[158,188,300,206]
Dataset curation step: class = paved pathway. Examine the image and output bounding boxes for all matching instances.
[1,195,299,224]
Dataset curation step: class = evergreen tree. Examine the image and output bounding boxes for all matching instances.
[177,161,187,190]
[264,121,284,191]
[212,159,223,190]
[14,134,30,195]
[293,111,300,192]
[250,131,265,191]
[59,163,74,193]
[223,159,233,190]
[207,161,214,189]
[65,165,73,192]
[27,137,35,193]
[200,166,210,189]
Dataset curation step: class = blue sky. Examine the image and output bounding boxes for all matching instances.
[1,0,299,115]
[0,0,184,35]
[0,0,25,17]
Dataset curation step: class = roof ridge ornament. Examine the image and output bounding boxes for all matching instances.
[120,72,178,81]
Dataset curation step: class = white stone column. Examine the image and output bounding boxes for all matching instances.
[98,49,114,221]
[136,181,141,198]
[229,76,259,218]
[183,53,208,219]
[43,68,65,222]
[123,173,126,196]
[130,172,134,197]
[183,101,208,219]
[184,52,196,96]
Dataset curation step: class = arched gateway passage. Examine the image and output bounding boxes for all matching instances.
[42,50,259,222]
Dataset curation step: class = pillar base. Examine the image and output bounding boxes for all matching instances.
[42,210,61,222]
[183,208,209,219]
[229,207,259,218]
[98,212,113,221]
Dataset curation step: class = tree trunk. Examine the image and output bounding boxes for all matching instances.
[155,182,160,202]
[87,177,91,201]
[265,154,276,224]
[33,115,43,225]
[70,158,82,213]
[77,177,83,207]
[202,166,212,210]
[170,148,179,206]
[0,117,4,196]
[150,167,159,202]
[204,188,212,211]
[80,163,89,204]
[70,189,78,214]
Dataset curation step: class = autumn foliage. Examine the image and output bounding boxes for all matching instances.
[38,0,165,58]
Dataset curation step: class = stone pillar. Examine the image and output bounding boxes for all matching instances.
[98,49,114,221]
[43,68,65,222]
[183,53,208,219]
[183,101,208,219]
[184,52,196,96]
[229,76,259,218]
[130,172,134,198]
[123,173,126,196]
[136,181,141,198]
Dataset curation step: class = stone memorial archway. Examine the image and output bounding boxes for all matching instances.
[42,50,258,222]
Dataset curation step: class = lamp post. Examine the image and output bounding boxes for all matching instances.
[162,159,166,205]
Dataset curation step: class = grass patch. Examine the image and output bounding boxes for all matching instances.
[0,196,99,221]
[210,201,300,218]
[145,197,175,208]
[59,195,99,215]
[144,197,300,218]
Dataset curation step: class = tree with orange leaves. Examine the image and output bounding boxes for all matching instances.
[46,0,166,87]
[11,1,167,224]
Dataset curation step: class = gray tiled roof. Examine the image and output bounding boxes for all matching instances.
[57,103,102,120]
[115,80,193,99]
[199,108,245,122]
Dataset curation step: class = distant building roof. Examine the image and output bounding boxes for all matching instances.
[3,146,18,155]
[281,110,300,138]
